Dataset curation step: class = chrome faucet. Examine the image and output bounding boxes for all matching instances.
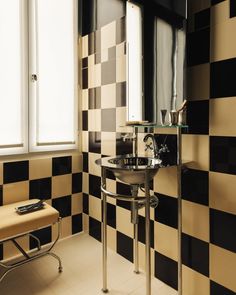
[143,134,159,158]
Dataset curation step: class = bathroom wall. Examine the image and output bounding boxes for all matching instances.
[82,0,236,294]
[0,154,83,260]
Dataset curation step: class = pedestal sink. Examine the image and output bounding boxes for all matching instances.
[96,154,162,295]
[95,154,162,185]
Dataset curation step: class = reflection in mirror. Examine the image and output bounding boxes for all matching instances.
[154,17,185,124]
[126,1,143,122]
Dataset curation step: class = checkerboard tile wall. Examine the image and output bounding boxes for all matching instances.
[0,154,83,260]
[82,1,236,294]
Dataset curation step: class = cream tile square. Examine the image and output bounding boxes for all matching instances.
[61,216,72,239]
[107,225,116,252]
[3,181,29,205]
[101,83,116,109]
[116,107,127,132]
[106,179,116,205]
[154,222,178,261]
[182,200,209,242]
[82,131,88,152]
[210,97,236,136]
[82,89,88,111]
[116,42,125,58]
[211,17,236,62]
[29,158,52,180]
[88,64,101,89]
[89,195,101,221]
[210,244,236,292]
[72,193,83,215]
[209,172,236,215]
[211,0,229,26]
[101,21,116,50]
[101,48,108,63]
[88,153,101,176]
[182,134,209,171]
[183,265,210,295]
[101,132,116,156]
[153,166,178,198]
[52,174,72,199]
[116,55,126,83]
[83,172,89,194]
[116,207,133,238]
[88,109,101,132]
[82,35,88,58]
[72,154,82,173]
[88,54,95,68]
[187,64,210,100]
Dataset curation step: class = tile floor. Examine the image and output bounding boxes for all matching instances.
[0,233,177,295]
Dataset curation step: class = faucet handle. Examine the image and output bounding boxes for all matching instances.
[145,142,153,151]
[158,144,169,154]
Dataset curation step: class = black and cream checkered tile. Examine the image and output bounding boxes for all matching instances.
[82,2,236,294]
[0,154,83,259]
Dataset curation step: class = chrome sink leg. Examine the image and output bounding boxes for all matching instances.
[131,185,140,274]
[102,167,109,293]
[145,171,151,295]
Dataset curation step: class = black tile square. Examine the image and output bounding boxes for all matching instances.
[89,217,101,242]
[105,168,116,180]
[89,132,101,154]
[88,87,101,109]
[29,178,51,200]
[182,168,209,206]
[83,193,89,214]
[155,194,178,229]
[83,152,88,173]
[184,100,209,134]
[210,136,236,175]
[154,134,177,165]
[210,280,235,295]
[82,68,88,89]
[107,203,116,228]
[117,231,133,263]
[230,0,236,18]
[116,133,133,155]
[116,16,126,44]
[72,173,82,194]
[210,58,236,98]
[82,111,88,131]
[82,57,88,69]
[116,182,131,210]
[72,213,83,234]
[3,161,29,184]
[194,8,210,30]
[116,82,126,107]
[155,251,178,290]
[52,196,71,218]
[210,208,236,252]
[187,28,210,66]
[138,215,154,248]
[101,59,116,85]
[101,109,116,132]
[182,233,209,276]
[89,174,101,198]
[211,0,225,5]
[30,226,51,250]
[52,156,72,176]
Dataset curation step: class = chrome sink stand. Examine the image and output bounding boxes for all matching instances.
[101,166,152,295]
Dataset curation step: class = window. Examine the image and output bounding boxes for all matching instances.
[0,0,78,156]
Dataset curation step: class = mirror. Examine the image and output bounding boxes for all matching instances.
[126,0,187,125]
